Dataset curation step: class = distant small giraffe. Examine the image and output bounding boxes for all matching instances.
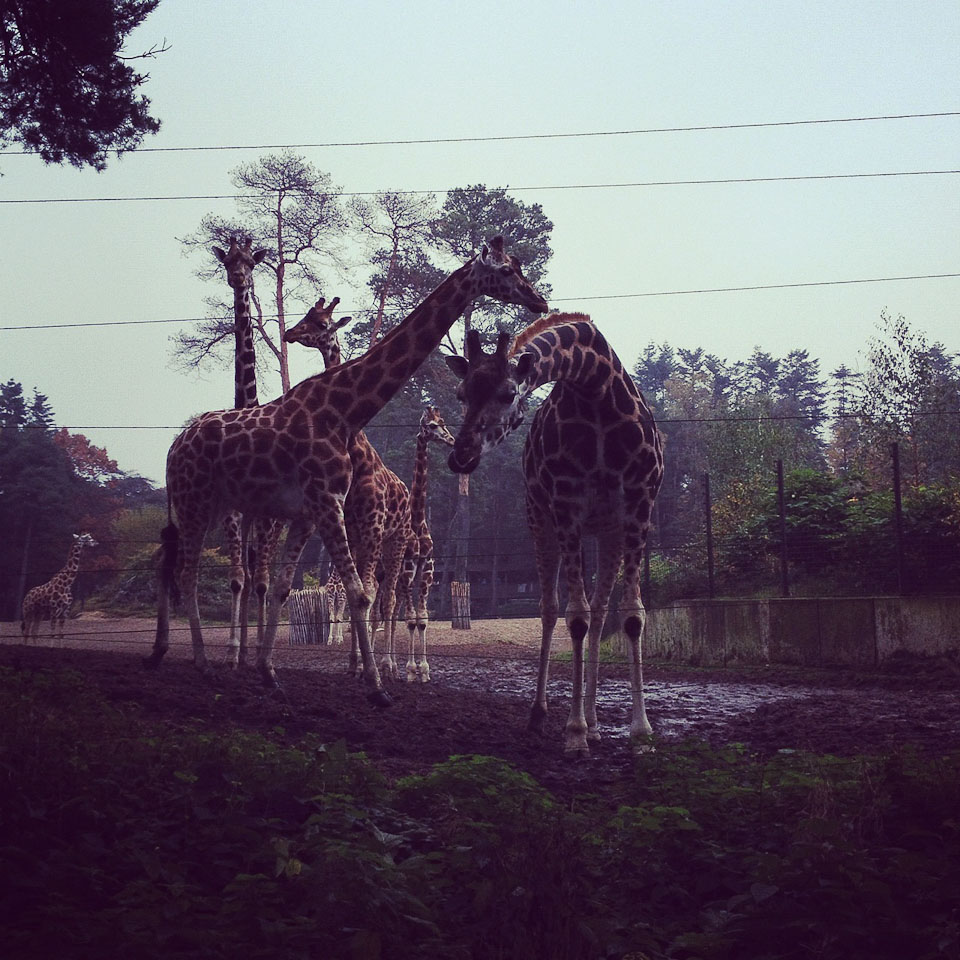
[21,533,98,639]
[148,237,547,705]
[399,406,456,682]
[212,236,281,667]
[325,565,347,644]
[284,296,414,679]
[446,314,663,757]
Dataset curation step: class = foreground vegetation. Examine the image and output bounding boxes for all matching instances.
[1,666,958,960]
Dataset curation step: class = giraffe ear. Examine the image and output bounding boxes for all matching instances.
[212,246,227,264]
[335,315,352,330]
[444,355,469,380]
[253,248,267,265]
[515,354,535,383]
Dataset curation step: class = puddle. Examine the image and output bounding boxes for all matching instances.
[442,656,823,741]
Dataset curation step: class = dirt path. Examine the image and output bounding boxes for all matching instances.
[3,614,958,796]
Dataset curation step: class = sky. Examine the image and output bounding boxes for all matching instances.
[2,0,958,485]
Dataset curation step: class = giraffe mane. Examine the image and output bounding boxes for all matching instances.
[508,312,593,357]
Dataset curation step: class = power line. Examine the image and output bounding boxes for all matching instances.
[2,270,958,332]
[1,110,956,157]
[3,168,958,205]
[32,409,960,432]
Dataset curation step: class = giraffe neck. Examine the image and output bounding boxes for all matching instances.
[517,316,632,401]
[296,261,476,431]
[409,431,431,529]
[233,285,259,409]
[57,543,84,586]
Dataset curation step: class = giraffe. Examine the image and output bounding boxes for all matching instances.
[211,236,282,668]
[21,533,98,639]
[445,313,664,757]
[283,296,414,678]
[325,565,347,644]
[147,237,548,706]
[399,406,456,682]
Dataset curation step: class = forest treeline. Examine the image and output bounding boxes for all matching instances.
[3,306,958,623]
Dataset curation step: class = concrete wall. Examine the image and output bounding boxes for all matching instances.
[633,596,960,667]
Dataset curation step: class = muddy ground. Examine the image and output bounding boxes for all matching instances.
[2,615,959,796]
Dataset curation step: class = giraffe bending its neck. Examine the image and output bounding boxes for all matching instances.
[212,236,281,668]
[21,533,98,640]
[400,406,455,682]
[285,296,414,680]
[148,237,547,706]
[446,313,663,757]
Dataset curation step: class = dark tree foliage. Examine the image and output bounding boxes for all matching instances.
[0,0,163,169]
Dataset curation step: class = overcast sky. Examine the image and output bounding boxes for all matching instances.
[2,0,958,485]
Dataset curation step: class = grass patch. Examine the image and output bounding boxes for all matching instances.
[0,665,958,959]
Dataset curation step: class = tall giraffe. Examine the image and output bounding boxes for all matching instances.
[21,533,98,639]
[147,237,548,705]
[211,236,281,667]
[445,314,663,757]
[283,296,414,678]
[399,406,456,682]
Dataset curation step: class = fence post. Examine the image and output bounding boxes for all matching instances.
[777,460,790,597]
[704,472,715,599]
[891,442,905,594]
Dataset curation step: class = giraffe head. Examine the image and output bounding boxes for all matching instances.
[420,406,456,448]
[464,236,549,315]
[212,236,267,291]
[284,296,352,364]
[73,532,98,550]
[444,329,536,473]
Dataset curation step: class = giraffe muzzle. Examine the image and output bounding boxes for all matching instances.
[448,446,480,474]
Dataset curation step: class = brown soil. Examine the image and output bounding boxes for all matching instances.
[2,615,959,796]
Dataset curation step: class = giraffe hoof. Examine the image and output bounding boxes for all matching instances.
[367,689,392,708]
[563,744,591,761]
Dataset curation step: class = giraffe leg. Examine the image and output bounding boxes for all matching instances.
[528,514,561,735]
[559,529,591,759]
[318,504,389,706]
[177,520,213,678]
[378,537,406,681]
[254,519,281,658]
[413,554,432,682]
[224,512,245,667]
[256,519,313,688]
[584,529,625,742]
[620,528,654,752]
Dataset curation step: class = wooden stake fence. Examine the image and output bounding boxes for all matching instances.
[287,586,330,645]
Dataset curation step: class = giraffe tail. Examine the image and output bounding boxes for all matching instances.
[146,523,180,669]
[158,523,181,604]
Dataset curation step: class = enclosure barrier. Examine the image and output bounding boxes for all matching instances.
[287,587,330,645]
[624,595,960,667]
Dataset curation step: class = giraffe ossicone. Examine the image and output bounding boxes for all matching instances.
[149,237,547,709]
[445,313,663,757]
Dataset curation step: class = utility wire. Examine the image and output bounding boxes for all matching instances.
[3,168,958,205]
[3,271,959,331]
[1,110,956,157]
[29,409,960,432]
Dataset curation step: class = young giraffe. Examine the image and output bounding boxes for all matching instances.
[325,565,347,644]
[399,406,456,682]
[21,533,98,639]
[211,236,281,667]
[284,296,414,679]
[148,237,547,705]
[446,314,664,757]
